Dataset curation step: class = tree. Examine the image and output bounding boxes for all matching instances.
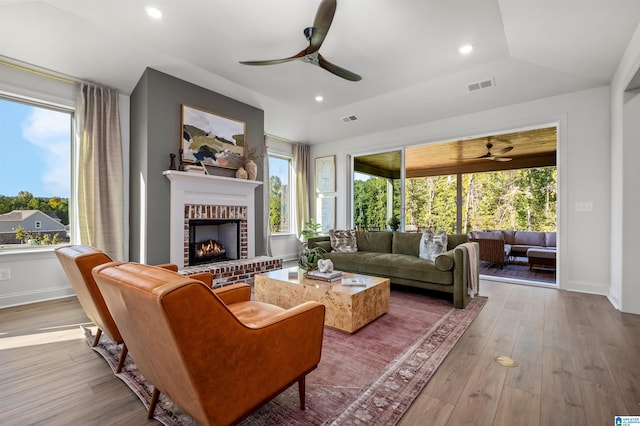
[15,225,25,244]
[403,166,557,233]
[269,176,283,232]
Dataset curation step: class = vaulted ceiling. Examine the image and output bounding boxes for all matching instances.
[1,1,639,144]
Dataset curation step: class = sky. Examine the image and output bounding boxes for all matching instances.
[269,156,289,186]
[0,98,71,198]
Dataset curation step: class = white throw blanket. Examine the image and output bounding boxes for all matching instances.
[459,242,479,298]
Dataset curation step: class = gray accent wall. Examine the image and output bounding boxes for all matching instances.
[130,68,265,264]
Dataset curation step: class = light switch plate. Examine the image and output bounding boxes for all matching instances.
[575,201,593,212]
[0,268,10,281]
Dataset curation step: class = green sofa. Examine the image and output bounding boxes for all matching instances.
[307,231,479,308]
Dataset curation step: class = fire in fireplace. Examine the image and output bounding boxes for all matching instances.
[188,219,240,266]
[194,239,226,263]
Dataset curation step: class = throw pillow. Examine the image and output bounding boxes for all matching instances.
[329,229,358,253]
[419,229,448,261]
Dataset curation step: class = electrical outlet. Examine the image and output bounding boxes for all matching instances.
[575,201,594,212]
[0,268,10,281]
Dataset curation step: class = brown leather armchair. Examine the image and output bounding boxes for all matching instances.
[92,262,326,425]
[54,245,212,373]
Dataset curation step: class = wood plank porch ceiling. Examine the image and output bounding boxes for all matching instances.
[354,127,557,179]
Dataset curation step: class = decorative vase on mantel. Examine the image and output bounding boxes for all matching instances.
[245,160,257,180]
[235,166,248,179]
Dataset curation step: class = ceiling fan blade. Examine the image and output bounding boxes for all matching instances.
[494,157,513,162]
[239,49,306,66]
[239,58,295,66]
[318,54,361,81]
[498,146,514,154]
[308,0,337,52]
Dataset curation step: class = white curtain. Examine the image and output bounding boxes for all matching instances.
[76,82,124,260]
[293,143,311,237]
[263,135,272,256]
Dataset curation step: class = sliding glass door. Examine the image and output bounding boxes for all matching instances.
[351,150,403,231]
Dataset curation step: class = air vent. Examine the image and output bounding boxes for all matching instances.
[467,78,495,92]
[341,115,358,123]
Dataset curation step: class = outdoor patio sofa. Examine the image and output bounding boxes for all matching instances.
[307,231,479,308]
[469,230,556,269]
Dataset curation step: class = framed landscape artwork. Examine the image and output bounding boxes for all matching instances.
[315,155,336,193]
[181,104,245,169]
[317,196,336,234]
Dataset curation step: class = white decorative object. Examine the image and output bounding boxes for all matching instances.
[235,166,248,179]
[317,258,334,273]
[245,160,257,180]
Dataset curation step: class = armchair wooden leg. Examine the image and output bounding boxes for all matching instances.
[148,387,160,419]
[116,343,128,373]
[92,328,103,347]
[298,376,306,410]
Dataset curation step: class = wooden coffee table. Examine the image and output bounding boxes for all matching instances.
[254,267,390,333]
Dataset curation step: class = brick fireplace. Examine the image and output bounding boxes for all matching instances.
[164,170,282,287]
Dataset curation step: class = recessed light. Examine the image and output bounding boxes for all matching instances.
[145,6,163,19]
[315,95,324,102]
[459,44,473,55]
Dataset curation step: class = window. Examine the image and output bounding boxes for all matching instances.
[0,96,73,248]
[268,155,292,233]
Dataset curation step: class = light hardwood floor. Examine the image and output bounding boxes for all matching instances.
[1,280,638,425]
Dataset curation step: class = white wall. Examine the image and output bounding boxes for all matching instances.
[311,86,612,296]
[611,23,640,314]
[0,63,130,308]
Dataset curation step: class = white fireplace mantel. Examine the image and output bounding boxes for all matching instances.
[163,170,262,268]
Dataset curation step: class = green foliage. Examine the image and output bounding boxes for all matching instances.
[269,175,283,233]
[299,246,326,270]
[405,175,457,233]
[387,215,400,229]
[353,176,401,229]
[355,167,557,233]
[301,218,322,239]
[15,225,25,243]
[0,191,69,225]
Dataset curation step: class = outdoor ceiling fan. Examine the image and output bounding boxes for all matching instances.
[239,0,362,81]
[456,138,514,162]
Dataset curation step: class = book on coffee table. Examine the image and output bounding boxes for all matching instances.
[341,277,366,287]
[305,270,343,282]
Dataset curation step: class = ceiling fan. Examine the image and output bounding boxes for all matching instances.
[456,138,514,162]
[239,0,362,81]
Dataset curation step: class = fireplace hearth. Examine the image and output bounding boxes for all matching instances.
[164,171,282,288]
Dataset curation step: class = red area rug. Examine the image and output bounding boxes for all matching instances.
[85,288,486,425]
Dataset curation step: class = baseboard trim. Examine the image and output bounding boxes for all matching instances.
[564,280,608,296]
[0,286,75,309]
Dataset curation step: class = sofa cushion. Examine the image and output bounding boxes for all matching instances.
[310,239,331,252]
[471,230,504,240]
[329,229,358,253]
[434,251,455,271]
[419,229,447,261]
[392,232,422,256]
[545,232,556,248]
[324,251,453,286]
[501,230,515,244]
[356,231,393,253]
[513,231,545,247]
[446,233,469,250]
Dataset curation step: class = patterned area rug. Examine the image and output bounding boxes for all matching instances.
[84,289,486,426]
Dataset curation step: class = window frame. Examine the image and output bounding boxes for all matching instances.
[0,92,75,251]
[267,153,295,235]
